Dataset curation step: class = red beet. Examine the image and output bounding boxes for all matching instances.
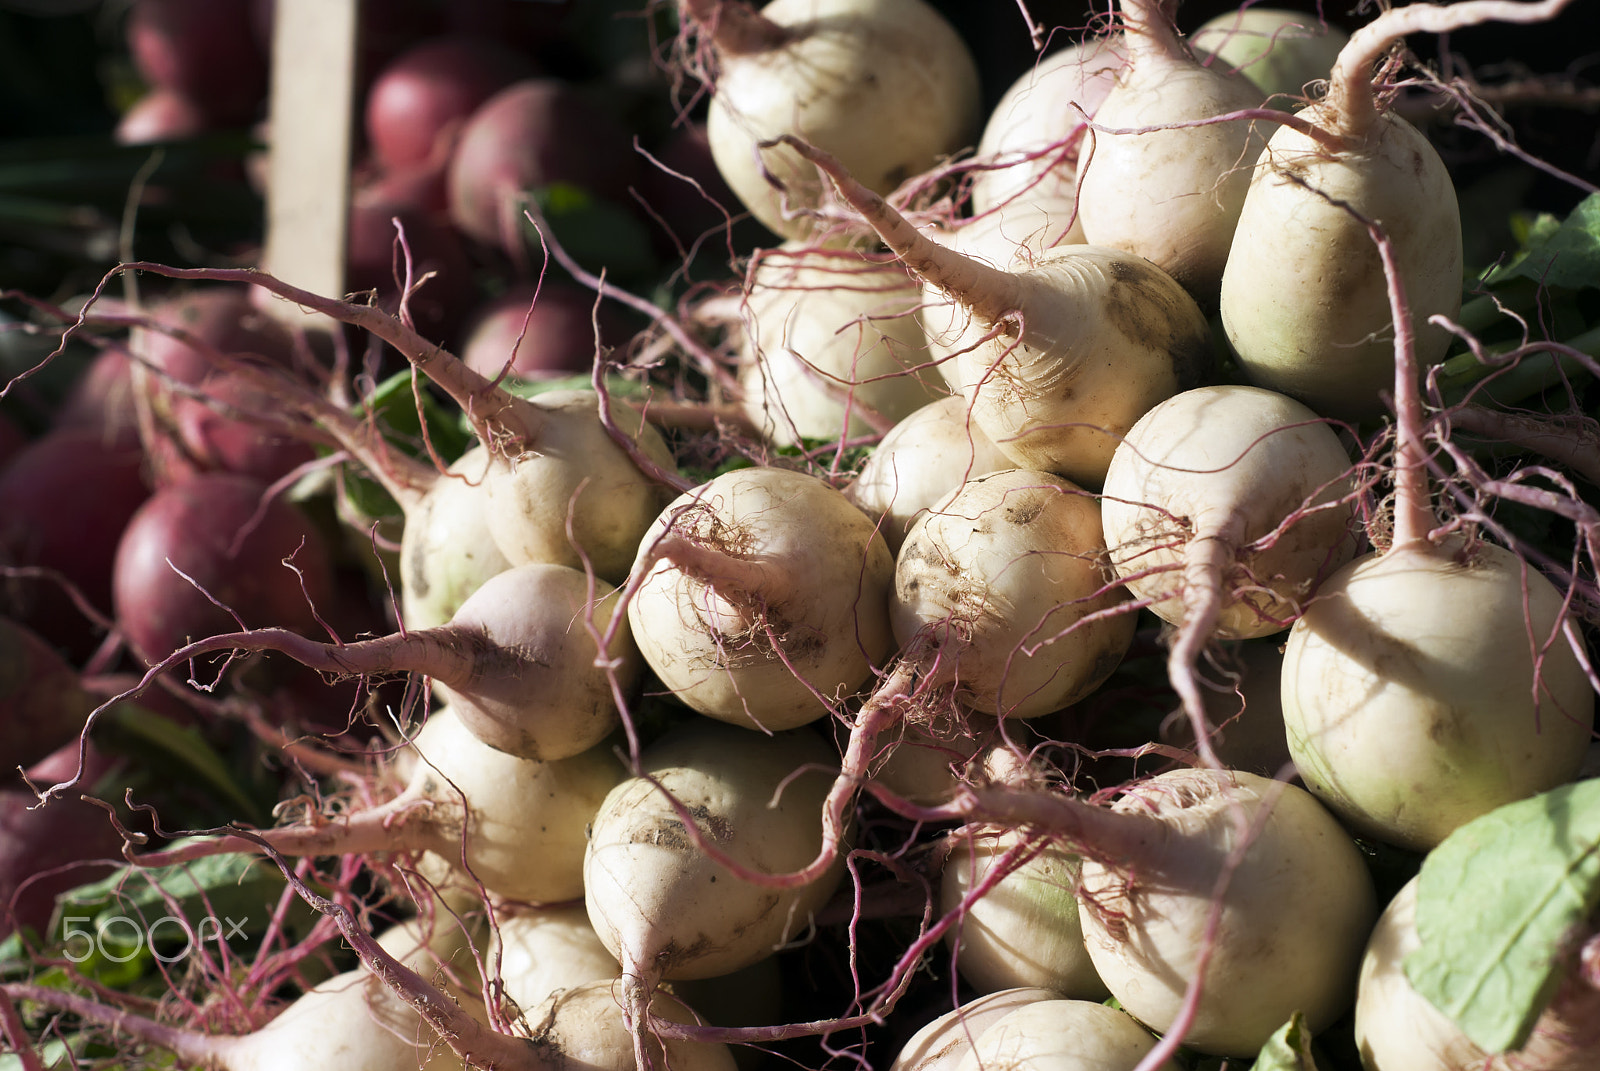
[1,742,123,940]
[165,369,319,485]
[346,188,476,342]
[126,0,267,125]
[363,35,537,173]
[0,617,96,774]
[54,349,139,439]
[111,473,335,664]
[0,428,152,657]
[129,287,297,391]
[458,281,633,380]
[446,78,639,255]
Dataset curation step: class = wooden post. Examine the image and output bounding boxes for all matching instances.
[258,0,358,328]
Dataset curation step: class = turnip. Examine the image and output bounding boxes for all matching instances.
[890,988,1058,1071]
[396,444,515,632]
[943,767,1376,1058]
[492,904,621,1015]
[688,0,981,242]
[940,826,1106,999]
[953,998,1178,1071]
[736,242,943,446]
[1219,0,1578,419]
[626,465,895,732]
[133,706,625,904]
[582,720,843,1062]
[1279,214,1595,852]
[72,560,640,769]
[1189,7,1349,102]
[894,468,1136,721]
[848,394,1012,554]
[1355,876,1600,1071]
[1074,0,1276,305]
[968,35,1123,222]
[1100,384,1356,765]
[776,136,1211,488]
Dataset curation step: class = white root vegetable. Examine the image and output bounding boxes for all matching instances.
[690,0,981,241]
[1189,7,1349,102]
[940,826,1107,999]
[1219,1,1575,418]
[527,980,739,1071]
[1065,768,1377,1056]
[778,136,1211,488]
[1355,877,1600,1071]
[583,720,844,985]
[1075,0,1275,305]
[134,707,625,904]
[890,988,1059,1071]
[969,35,1124,219]
[492,905,622,1015]
[848,394,1012,554]
[736,242,942,446]
[627,465,895,731]
[1282,536,1595,851]
[400,444,515,631]
[953,998,1178,1071]
[893,468,1135,720]
[1100,385,1355,765]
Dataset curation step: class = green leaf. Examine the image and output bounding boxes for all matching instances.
[525,183,660,281]
[1404,779,1600,1053]
[106,703,261,822]
[1254,1012,1319,1071]
[1482,192,1600,290]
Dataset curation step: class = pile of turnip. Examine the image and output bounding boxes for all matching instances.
[4,0,1600,1069]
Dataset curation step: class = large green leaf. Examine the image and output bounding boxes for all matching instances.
[1482,192,1600,291]
[1405,779,1600,1053]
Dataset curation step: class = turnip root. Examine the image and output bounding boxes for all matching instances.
[1355,877,1600,1071]
[582,721,842,1061]
[80,561,639,764]
[847,394,1012,554]
[777,136,1211,488]
[1218,1,1575,419]
[968,36,1123,220]
[971,767,1375,1057]
[736,242,942,446]
[527,980,739,1071]
[893,468,1135,721]
[2,917,478,1071]
[1190,7,1349,102]
[1279,202,1595,852]
[1075,0,1276,305]
[1282,536,1595,850]
[627,465,895,731]
[1100,385,1356,765]
[953,998,1178,1071]
[398,444,515,631]
[689,0,981,241]
[492,905,621,1015]
[940,826,1107,999]
[890,988,1059,1071]
[134,707,625,904]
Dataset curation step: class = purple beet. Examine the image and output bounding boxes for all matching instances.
[0,616,95,773]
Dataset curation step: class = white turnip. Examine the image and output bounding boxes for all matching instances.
[133,707,625,904]
[1279,203,1595,852]
[968,36,1123,221]
[1189,7,1348,102]
[777,136,1211,488]
[847,394,1012,554]
[890,988,1059,1071]
[940,826,1107,999]
[1075,0,1276,305]
[953,998,1178,1071]
[688,0,981,241]
[1100,384,1356,765]
[626,465,895,732]
[1219,1,1577,419]
[915,769,1376,1059]
[735,242,942,446]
